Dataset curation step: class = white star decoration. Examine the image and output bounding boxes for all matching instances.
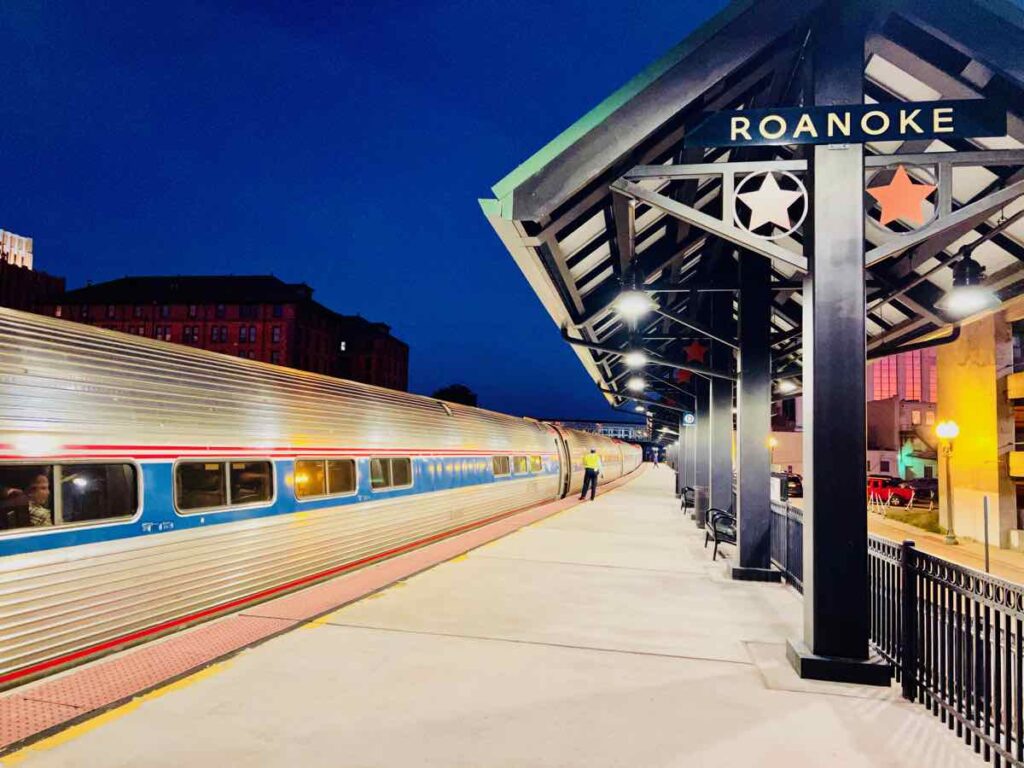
[737,172,804,232]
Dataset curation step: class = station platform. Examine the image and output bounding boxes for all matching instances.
[2,468,980,767]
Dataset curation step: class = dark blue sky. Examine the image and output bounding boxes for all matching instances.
[2,0,726,418]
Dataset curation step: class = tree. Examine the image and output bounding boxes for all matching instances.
[431,383,478,407]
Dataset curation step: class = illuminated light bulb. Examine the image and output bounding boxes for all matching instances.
[936,420,960,440]
[623,350,648,369]
[776,379,798,394]
[613,290,657,322]
[626,376,646,393]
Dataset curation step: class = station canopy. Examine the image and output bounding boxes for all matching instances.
[481,0,1024,437]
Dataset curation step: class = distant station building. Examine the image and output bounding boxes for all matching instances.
[43,275,409,391]
[547,419,650,442]
[0,229,65,312]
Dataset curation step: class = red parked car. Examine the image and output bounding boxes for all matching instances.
[867,476,915,507]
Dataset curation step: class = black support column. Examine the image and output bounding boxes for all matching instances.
[731,253,779,582]
[693,377,710,526]
[786,2,889,685]
[708,292,734,516]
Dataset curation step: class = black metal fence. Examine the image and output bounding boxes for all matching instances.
[869,535,1024,767]
[770,500,803,591]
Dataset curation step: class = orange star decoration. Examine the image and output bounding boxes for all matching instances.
[866,165,936,226]
[683,340,708,363]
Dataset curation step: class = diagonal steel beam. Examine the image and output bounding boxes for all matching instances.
[865,178,1024,267]
[612,179,809,273]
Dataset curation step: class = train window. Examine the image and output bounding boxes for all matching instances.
[60,464,137,524]
[294,460,327,499]
[176,462,227,510]
[1,463,137,532]
[370,458,411,491]
[492,456,510,477]
[370,458,390,489]
[513,456,529,474]
[390,458,412,488]
[530,456,543,472]
[229,462,273,506]
[327,460,356,494]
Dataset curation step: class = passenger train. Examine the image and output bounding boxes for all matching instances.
[0,307,641,687]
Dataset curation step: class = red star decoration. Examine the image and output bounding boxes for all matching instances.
[866,165,936,226]
[675,369,692,384]
[683,340,708,364]
[663,396,677,407]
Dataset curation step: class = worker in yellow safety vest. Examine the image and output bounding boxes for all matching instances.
[579,449,604,501]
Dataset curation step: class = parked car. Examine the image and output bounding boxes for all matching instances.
[867,475,915,506]
[899,478,938,503]
[786,473,803,498]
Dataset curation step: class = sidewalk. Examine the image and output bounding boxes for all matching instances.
[2,468,980,767]
[868,513,1024,584]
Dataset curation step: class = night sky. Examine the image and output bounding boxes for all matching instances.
[2,0,727,418]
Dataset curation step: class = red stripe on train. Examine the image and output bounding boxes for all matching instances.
[0,504,535,686]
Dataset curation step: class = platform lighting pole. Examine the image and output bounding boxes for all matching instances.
[787,1,889,686]
[709,292,734,516]
[936,420,960,544]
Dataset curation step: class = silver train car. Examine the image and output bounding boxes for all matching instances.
[0,307,641,687]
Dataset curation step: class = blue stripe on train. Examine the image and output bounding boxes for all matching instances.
[0,455,560,558]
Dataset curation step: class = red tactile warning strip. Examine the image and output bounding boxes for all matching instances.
[0,466,647,754]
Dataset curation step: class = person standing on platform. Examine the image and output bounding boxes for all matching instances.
[580,449,603,501]
[652,451,659,469]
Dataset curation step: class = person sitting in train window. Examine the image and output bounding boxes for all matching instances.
[25,473,53,526]
[1,486,29,529]
[579,449,603,502]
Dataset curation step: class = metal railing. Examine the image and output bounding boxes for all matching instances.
[869,536,1024,767]
[770,500,803,591]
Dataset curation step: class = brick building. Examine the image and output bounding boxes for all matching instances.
[42,275,408,391]
[0,230,65,312]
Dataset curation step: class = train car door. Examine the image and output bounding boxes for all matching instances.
[549,424,572,498]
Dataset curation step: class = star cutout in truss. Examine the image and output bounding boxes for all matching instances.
[683,340,708,364]
[866,164,936,226]
[737,172,804,231]
[675,369,692,384]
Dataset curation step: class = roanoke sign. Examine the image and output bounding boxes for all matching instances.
[686,99,1006,148]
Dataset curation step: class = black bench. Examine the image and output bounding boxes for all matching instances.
[703,507,736,560]
[680,486,695,515]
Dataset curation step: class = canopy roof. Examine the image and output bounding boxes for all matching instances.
[482,0,1024,438]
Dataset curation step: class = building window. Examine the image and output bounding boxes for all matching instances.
[924,465,934,479]
[188,305,197,318]
[215,304,226,319]
[239,326,248,342]
[911,410,921,426]
[155,326,171,341]
[81,305,90,319]
[270,351,281,365]
[54,306,62,318]
[160,305,170,318]
[927,362,938,403]
[880,460,891,474]
[904,350,922,401]
[871,357,898,400]
[272,304,283,318]
[339,341,347,352]
[249,325,256,342]
[134,306,144,318]
[925,411,935,425]
[106,305,116,319]
[272,326,281,343]
[239,305,257,319]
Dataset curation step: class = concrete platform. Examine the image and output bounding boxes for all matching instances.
[2,469,981,767]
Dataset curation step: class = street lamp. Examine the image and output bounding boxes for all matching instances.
[613,290,657,323]
[776,379,798,395]
[626,376,646,393]
[936,419,960,545]
[623,349,649,369]
[767,435,779,468]
[939,250,999,318]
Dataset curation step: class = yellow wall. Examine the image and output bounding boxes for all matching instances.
[936,312,1016,546]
